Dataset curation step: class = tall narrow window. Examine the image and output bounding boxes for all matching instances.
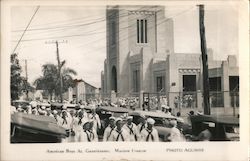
[156,76,165,92]
[137,20,140,43]
[145,19,147,43]
[136,19,148,44]
[133,70,140,92]
[140,20,144,43]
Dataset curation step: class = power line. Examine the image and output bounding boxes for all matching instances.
[12,11,105,31]
[12,16,105,33]
[11,11,130,40]
[12,6,40,55]
[11,6,195,49]
[11,6,151,41]
[11,6,156,43]
[12,6,149,33]
[75,6,195,50]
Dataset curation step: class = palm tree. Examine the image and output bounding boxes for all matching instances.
[34,62,77,101]
[55,67,77,97]
[34,63,58,100]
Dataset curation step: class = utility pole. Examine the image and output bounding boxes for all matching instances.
[46,40,67,103]
[198,5,210,115]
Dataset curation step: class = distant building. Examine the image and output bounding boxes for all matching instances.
[101,6,239,110]
[63,79,99,103]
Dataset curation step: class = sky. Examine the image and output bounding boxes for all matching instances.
[11,4,239,88]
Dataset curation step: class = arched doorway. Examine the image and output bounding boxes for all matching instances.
[111,66,117,92]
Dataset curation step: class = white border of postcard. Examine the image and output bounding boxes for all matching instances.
[1,0,249,161]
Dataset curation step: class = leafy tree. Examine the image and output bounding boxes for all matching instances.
[34,62,77,101]
[34,63,58,100]
[11,53,35,100]
[11,53,23,100]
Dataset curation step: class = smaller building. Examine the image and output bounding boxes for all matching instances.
[63,79,99,103]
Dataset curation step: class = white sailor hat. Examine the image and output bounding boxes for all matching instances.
[52,110,58,114]
[61,110,67,114]
[165,106,170,109]
[109,116,116,121]
[170,120,177,127]
[115,117,123,123]
[41,106,46,110]
[176,117,184,123]
[39,110,47,115]
[30,101,37,107]
[126,116,133,120]
[80,105,85,109]
[147,118,155,125]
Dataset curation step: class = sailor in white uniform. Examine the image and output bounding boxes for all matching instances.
[79,120,98,142]
[79,105,88,118]
[30,101,38,115]
[52,110,64,126]
[168,119,184,142]
[122,116,138,141]
[110,118,130,142]
[137,115,147,141]
[61,110,73,143]
[38,106,47,116]
[72,110,89,142]
[103,116,116,142]
[140,118,159,142]
[88,108,101,132]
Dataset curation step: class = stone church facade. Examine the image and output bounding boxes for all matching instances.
[101,5,239,110]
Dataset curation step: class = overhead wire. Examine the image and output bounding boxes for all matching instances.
[12,10,105,31]
[11,6,149,42]
[74,6,196,51]
[12,6,40,54]
[12,7,158,41]
[12,6,195,52]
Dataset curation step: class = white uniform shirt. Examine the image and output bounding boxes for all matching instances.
[72,116,89,142]
[78,129,98,142]
[72,116,88,132]
[26,106,32,114]
[103,125,116,142]
[88,113,101,130]
[137,123,147,141]
[168,127,183,142]
[110,128,130,142]
[140,128,159,142]
[122,123,138,141]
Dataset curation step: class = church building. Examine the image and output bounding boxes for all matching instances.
[101,5,239,110]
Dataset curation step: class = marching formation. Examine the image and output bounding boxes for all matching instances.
[11,101,163,142]
[11,98,225,142]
